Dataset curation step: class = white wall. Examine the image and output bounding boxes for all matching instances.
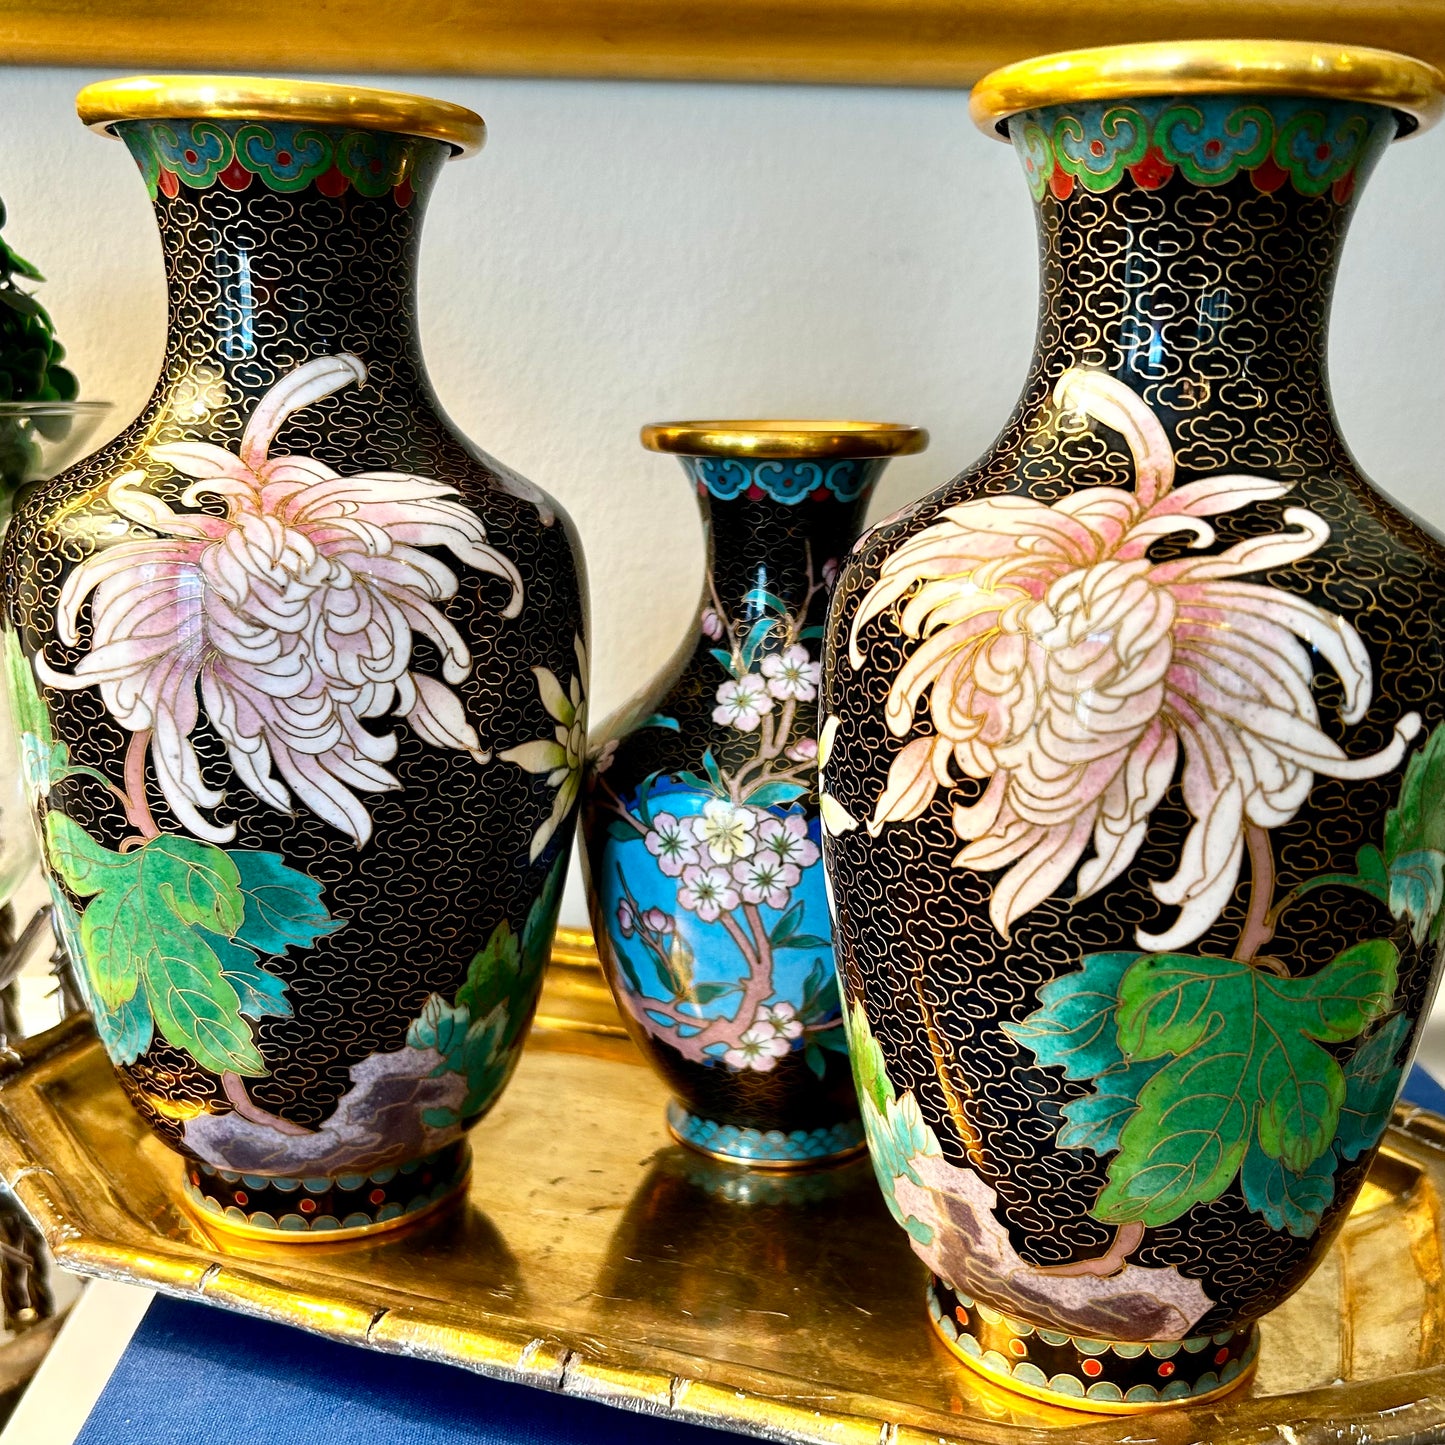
[0,66,1442,928]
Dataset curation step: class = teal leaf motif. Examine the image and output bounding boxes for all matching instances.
[91,986,153,1066]
[1056,1058,1166,1155]
[199,930,292,1021]
[1003,950,1143,1082]
[229,851,343,955]
[1335,1012,1411,1161]
[746,781,807,807]
[1239,1138,1338,1238]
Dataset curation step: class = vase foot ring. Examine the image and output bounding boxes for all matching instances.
[927,1278,1258,1414]
[665,1102,866,1171]
[180,1140,471,1244]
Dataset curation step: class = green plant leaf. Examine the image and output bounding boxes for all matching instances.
[1387,849,1445,946]
[1004,950,1143,1082]
[1385,723,1445,863]
[776,932,830,951]
[228,850,342,955]
[407,992,470,1071]
[740,618,781,671]
[3,629,49,749]
[804,1040,826,1080]
[1057,1058,1167,1155]
[689,981,735,1006]
[709,648,740,677]
[199,930,291,1021]
[145,835,244,936]
[91,985,153,1066]
[741,586,790,617]
[659,931,695,998]
[769,900,805,946]
[521,854,567,974]
[45,812,135,898]
[1095,943,1397,1227]
[1239,1137,1337,1238]
[746,781,807,807]
[1335,1012,1411,1160]
[702,749,725,791]
[140,923,263,1076]
[641,713,680,732]
[457,921,522,1024]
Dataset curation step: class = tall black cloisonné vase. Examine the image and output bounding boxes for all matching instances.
[2,78,586,1240]
[583,421,924,1166]
[820,43,1445,1411]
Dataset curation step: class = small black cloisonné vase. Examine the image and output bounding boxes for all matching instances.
[820,42,1445,1412]
[3,78,587,1241]
[582,421,925,1167]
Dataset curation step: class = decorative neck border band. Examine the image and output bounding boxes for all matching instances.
[681,456,885,506]
[118,118,440,203]
[1011,95,1395,202]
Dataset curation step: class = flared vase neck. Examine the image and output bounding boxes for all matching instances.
[682,456,885,621]
[1010,94,1398,455]
[117,118,448,429]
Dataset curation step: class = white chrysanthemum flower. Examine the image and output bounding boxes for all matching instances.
[40,354,522,847]
[851,367,1420,949]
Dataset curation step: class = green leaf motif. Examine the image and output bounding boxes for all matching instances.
[229,851,343,955]
[44,818,342,1078]
[1094,943,1398,1228]
[140,923,264,1076]
[200,930,292,1021]
[1056,1059,1166,1156]
[1383,724,1445,940]
[1335,1012,1411,1161]
[1239,1138,1338,1238]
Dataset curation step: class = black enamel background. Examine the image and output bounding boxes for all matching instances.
[2,128,586,1151]
[821,127,1445,1331]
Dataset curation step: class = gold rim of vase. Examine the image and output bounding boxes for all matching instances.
[179,1170,471,1244]
[969,40,1445,139]
[76,75,486,156]
[641,420,929,461]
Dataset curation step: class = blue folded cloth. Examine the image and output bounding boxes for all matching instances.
[75,1064,1445,1443]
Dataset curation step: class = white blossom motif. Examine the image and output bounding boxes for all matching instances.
[643,812,699,877]
[759,1000,804,1040]
[755,814,820,870]
[500,635,588,862]
[733,854,799,909]
[850,368,1421,949]
[723,1021,790,1072]
[40,353,523,847]
[692,799,758,865]
[761,644,821,701]
[676,864,739,922]
[712,675,774,732]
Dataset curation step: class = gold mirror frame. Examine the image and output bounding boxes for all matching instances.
[0,3,1444,86]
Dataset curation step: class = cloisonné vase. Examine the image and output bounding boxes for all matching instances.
[820,42,1445,1411]
[583,420,925,1166]
[3,78,587,1240]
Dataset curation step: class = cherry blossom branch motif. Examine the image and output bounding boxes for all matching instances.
[38,353,523,849]
[605,551,843,1070]
[847,367,1421,952]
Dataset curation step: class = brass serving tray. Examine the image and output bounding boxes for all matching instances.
[5,929,1445,1444]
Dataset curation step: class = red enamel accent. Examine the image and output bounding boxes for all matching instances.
[184,149,198,165]
[1204,139,1222,157]
[218,157,252,191]
[1080,1357,1103,1377]
[1048,164,1075,200]
[1333,169,1357,204]
[810,486,830,502]
[1128,148,1174,190]
[1214,1346,1230,1365]
[370,157,384,174]
[369,1188,386,1205]
[232,1190,248,1207]
[1157,1360,1176,1377]
[1089,139,1106,157]
[1315,142,1331,161]
[395,175,415,207]
[316,165,350,198]
[1250,155,1289,193]
[747,484,766,500]
[277,151,293,166]
[158,168,180,199]
[1007,1337,1027,1357]
[298,1196,317,1214]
